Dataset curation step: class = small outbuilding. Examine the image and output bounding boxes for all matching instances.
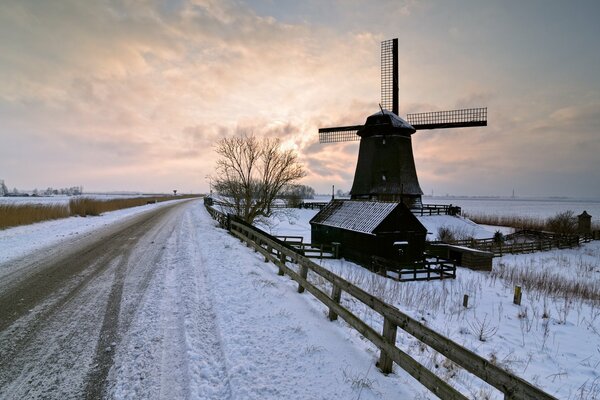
[310,200,427,267]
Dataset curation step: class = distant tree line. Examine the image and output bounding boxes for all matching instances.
[278,184,315,207]
[0,180,83,197]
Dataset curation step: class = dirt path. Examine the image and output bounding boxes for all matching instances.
[0,199,230,399]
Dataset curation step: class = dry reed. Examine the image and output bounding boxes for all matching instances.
[463,212,547,231]
[0,203,70,229]
[69,197,167,217]
[1,195,200,229]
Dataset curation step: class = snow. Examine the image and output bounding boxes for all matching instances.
[0,199,182,266]
[418,214,497,240]
[261,206,600,399]
[3,197,599,398]
[0,194,159,205]
[260,207,501,241]
[372,109,415,130]
[0,199,427,398]
[423,195,600,224]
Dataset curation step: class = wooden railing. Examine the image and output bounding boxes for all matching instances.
[435,230,583,257]
[411,204,462,216]
[371,256,456,282]
[205,204,557,400]
[298,201,330,210]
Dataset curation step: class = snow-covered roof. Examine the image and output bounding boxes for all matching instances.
[310,200,399,234]
[369,109,415,130]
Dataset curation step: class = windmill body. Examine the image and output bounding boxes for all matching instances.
[350,110,423,207]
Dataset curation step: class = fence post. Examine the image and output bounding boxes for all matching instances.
[513,286,522,305]
[298,263,308,293]
[463,294,469,308]
[332,242,340,259]
[278,252,285,276]
[328,284,342,321]
[377,317,397,374]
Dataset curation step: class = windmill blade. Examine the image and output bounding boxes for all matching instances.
[407,107,487,130]
[381,38,399,115]
[318,125,363,143]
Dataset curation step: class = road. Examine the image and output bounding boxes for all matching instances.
[0,199,419,400]
[0,199,230,399]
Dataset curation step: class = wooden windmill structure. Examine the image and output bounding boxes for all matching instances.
[319,38,487,208]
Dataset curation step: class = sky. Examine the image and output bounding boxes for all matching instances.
[1,0,599,197]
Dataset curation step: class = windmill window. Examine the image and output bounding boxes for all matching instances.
[382,174,387,181]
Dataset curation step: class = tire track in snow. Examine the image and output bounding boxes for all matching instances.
[106,204,232,399]
[0,202,188,399]
[176,210,232,399]
[84,207,184,399]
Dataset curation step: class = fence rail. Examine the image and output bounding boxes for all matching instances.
[410,204,462,216]
[435,229,583,257]
[205,204,557,400]
[371,256,456,282]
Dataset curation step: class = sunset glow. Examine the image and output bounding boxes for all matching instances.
[1,1,599,196]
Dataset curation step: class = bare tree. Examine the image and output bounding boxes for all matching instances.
[212,134,306,224]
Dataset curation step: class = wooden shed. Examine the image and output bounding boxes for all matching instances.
[428,244,493,271]
[310,200,427,267]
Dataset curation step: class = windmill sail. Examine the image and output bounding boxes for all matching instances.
[381,38,399,115]
[318,125,363,143]
[407,107,487,130]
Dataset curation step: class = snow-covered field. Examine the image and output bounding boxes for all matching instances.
[310,195,600,224]
[2,198,599,398]
[0,200,180,264]
[426,196,600,225]
[261,208,600,399]
[0,194,164,206]
[0,200,428,398]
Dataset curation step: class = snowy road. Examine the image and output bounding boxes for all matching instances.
[0,200,204,398]
[0,200,418,399]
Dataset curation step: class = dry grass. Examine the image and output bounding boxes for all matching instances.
[0,203,70,229]
[463,212,547,231]
[464,210,592,235]
[69,196,167,217]
[1,195,201,229]
[492,260,600,302]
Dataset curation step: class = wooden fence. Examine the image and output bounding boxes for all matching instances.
[205,204,557,400]
[298,201,330,210]
[371,255,456,282]
[435,230,583,257]
[410,204,462,216]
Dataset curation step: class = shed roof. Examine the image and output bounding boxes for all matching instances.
[310,200,399,234]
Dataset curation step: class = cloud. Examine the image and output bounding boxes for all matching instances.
[0,1,598,196]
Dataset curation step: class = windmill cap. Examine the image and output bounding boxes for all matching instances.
[357,109,416,137]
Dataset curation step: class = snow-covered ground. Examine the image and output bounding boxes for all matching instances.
[0,200,431,399]
[261,208,600,399]
[0,199,182,264]
[3,198,599,398]
[0,193,166,206]
[423,195,600,225]
[310,195,600,224]
[257,208,503,241]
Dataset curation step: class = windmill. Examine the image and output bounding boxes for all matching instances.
[318,38,487,208]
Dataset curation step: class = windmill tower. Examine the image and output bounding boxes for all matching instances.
[319,38,487,208]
